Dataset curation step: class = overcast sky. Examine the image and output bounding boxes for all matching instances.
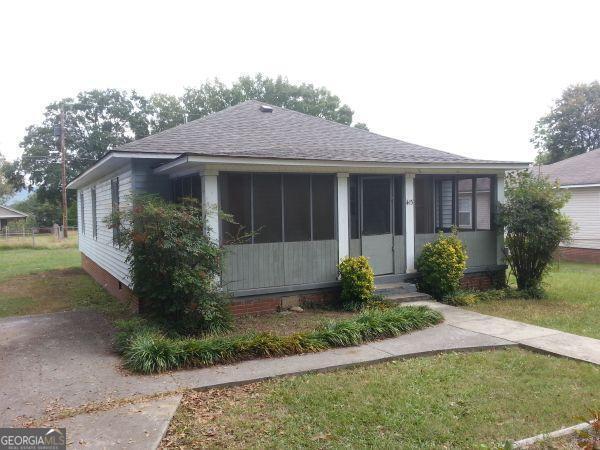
[1,0,599,163]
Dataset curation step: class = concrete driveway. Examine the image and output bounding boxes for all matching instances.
[0,311,179,426]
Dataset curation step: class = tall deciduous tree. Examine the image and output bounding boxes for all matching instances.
[0,153,17,203]
[533,82,600,164]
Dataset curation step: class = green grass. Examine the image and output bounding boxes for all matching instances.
[0,246,80,282]
[163,348,600,449]
[469,262,600,339]
[0,234,79,250]
[0,268,131,319]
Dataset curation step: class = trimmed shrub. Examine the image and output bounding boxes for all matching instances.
[338,256,375,309]
[117,305,443,374]
[416,230,468,300]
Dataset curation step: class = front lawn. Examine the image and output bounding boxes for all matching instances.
[469,262,600,339]
[0,246,80,283]
[0,268,130,319]
[161,348,599,449]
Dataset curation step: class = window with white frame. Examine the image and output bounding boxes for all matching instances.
[457,178,473,228]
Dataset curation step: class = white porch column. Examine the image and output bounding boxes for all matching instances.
[496,174,505,265]
[404,173,416,273]
[201,169,220,245]
[337,173,350,263]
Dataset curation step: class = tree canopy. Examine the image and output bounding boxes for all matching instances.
[533,82,600,164]
[8,75,363,224]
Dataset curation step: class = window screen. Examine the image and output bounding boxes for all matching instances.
[284,174,311,242]
[457,178,473,229]
[253,174,283,243]
[312,175,335,240]
[111,178,120,245]
[80,192,85,235]
[349,176,359,239]
[394,176,403,235]
[476,177,492,230]
[220,173,252,243]
[415,176,434,234]
[362,177,391,235]
[190,175,202,201]
[436,179,454,230]
[91,186,97,239]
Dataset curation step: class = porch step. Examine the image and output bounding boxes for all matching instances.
[374,282,417,296]
[384,292,432,304]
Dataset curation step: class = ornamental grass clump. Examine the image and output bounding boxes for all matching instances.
[117,305,443,374]
[417,230,468,300]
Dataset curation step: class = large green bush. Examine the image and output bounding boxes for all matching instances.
[338,256,375,309]
[498,171,573,295]
[416,230,468,300]
[111,195,232,335]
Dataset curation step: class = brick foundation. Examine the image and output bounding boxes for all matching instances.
[460,269,506,290]
[81,253,139,311]
[556,246,600,264]
[229,290,339,316]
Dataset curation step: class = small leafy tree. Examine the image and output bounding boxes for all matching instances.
[417,230,468,300]
[498,171,573,295]
[111,194,232,335]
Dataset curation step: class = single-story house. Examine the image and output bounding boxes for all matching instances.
[67,100,528,313]
[0,205,27,230]
[538,149,600,263]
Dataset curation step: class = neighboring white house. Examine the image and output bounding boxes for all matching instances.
[539,149,600,263]
[67,100,529,313]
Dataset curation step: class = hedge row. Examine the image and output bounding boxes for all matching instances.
[116,306,443,374]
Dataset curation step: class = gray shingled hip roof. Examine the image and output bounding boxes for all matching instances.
[112,100,522,165]
[538,149,600,186]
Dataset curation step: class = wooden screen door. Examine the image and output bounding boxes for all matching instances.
[361,176,394,275]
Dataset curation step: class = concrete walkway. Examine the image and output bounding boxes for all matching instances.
[1,302,598,449]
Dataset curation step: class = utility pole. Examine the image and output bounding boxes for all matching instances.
[59,111,68,238]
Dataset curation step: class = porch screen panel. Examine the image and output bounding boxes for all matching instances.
[436,179,454,230]
[349,176,359,239]
[284,174,311,242]
[394,176,403,235]
[190,175,202,201]
[312,174,335,240]
[220,173,252,243]
[476,177,492,230]
[253,174,283,243]
[415,176,434,234]
[457,178,473,229]
[362,178,390,235]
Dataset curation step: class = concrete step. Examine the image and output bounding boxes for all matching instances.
[384,292,432,303]
[374,282,417,296]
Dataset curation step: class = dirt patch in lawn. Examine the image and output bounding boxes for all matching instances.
[230,308,356,336]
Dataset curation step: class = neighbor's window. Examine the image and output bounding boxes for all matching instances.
[220,173,336,244]
[476,177,492,230]
[415,175,434,234]
[91,186,97,239]
[457,178,473,229]
[435,178,455,231]
[111,177,120,245]
[80,191,85,235]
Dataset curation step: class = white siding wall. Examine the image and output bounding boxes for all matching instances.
[561,187,600,249]
[78,162,133,286]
